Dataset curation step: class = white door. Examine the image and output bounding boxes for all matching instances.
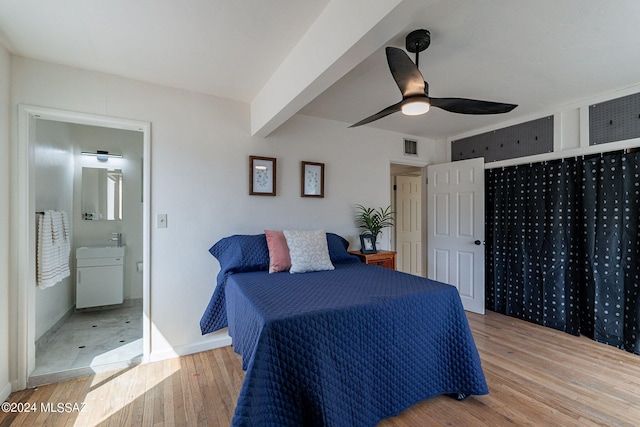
[427,158,485,314]
[395,175,422,276]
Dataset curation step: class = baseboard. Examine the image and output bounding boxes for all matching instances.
[122,298,143,308]
[148,334,232,363]
[0,380,11,403]
[75,297,142,313]
[35,306,74,353]
[27,356,143,388]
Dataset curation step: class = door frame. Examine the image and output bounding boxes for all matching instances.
[389,158,428,277]
[11,105,151,390]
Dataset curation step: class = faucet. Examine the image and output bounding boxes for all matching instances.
[109,232,123,247]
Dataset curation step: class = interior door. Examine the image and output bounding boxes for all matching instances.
[427,157,485,314]
[395,175,422,276]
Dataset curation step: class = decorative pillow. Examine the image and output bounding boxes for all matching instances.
[264,230,291,273]
[283,229,335,274]
[208,234,269,274]
[326,232,360,264]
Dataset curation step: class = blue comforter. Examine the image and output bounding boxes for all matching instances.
[224,263,488,426]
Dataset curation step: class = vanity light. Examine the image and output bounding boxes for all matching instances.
[255,165,267,170]
[81,150,123,162]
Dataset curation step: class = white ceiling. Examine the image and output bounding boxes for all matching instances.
[2,0,640,140]
[0,0,330,102]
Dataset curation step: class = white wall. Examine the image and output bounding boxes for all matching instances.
[10,57,443,364]
[34,119,75,341]
[0,42,11,402]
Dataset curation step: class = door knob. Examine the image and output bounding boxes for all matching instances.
[474,240,482,245]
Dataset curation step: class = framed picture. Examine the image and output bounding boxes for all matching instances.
[301,161,324,198]
[359,234,377,254]
[249,156,276,196]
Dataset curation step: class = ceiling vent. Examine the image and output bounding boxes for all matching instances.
[404,139,418,156]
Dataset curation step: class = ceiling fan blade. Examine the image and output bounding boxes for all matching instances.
[429,97,517,114]
[349,102,402,128]
[386,47,425,98]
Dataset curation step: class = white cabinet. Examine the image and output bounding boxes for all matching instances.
[76,247,125,309]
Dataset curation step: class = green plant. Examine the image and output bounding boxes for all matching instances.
[355,204,394,238]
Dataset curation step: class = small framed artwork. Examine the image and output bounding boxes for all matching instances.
[359,234,377,254]
[301,161,324,198]
[249,156,276,196]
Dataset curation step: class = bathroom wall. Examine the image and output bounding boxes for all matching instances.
[34,119,75,341]
[71,124,144,300]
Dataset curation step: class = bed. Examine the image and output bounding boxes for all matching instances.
[201,232,488,427]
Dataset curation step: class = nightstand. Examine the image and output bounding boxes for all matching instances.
[348,250,396,270]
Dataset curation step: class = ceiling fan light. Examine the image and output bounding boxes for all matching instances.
[401,100,430,116]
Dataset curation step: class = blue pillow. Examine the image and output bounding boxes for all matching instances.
[203,234,270,335]
[201,232,357,334]
[208,234,270,274]
[208,232,357,273]
[326,232,360,264]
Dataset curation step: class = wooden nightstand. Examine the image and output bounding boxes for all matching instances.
[348,250,396,270]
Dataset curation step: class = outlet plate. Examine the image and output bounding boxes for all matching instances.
[156,214,167,228]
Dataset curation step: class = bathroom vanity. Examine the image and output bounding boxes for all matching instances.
[76,246,125,308]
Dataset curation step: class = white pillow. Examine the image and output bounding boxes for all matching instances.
[283,229,335,274]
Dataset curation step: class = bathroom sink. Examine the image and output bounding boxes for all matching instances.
[76,246,126,258]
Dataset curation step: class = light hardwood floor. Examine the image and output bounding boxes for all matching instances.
[2,311,640,426]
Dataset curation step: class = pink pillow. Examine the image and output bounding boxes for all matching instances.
[264,230,291,273]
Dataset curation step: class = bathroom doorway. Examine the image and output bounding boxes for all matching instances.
[12,105,151,389]
[390,162,427,277]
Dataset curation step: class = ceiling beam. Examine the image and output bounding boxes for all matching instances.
[250,0,427,137]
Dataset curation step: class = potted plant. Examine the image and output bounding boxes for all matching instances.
[354,204,394,253]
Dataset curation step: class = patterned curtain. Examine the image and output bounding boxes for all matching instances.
[581,152,640,353]
[486,150,640,354]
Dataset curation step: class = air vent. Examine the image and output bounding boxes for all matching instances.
[404,139,417,156]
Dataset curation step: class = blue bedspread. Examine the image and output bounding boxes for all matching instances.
[224,263,488,426]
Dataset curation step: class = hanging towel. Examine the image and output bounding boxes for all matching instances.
[37,210,71,289]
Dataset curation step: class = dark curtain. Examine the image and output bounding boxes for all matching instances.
[486,150,640,354]
[581,152,640,353]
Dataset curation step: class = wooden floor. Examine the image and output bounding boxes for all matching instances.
[2,311,640,426]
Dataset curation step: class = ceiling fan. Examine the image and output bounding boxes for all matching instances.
[350,29,517,128]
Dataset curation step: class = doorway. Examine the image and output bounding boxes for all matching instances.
[390,163,426,277]
[12,105,151,390]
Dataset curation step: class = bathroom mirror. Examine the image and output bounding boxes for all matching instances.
[81,167,123,220]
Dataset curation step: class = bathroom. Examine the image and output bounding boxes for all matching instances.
[31,118,144,386]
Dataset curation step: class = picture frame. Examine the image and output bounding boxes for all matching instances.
[301,161,324,198]
[359,234,377,254]
[249,156,276,196]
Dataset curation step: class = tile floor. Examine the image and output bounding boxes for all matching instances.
[29,304,143,387]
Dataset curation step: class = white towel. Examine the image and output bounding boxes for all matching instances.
[37,210,71,289]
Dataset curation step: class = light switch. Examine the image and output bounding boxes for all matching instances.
[157,214,167,228]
